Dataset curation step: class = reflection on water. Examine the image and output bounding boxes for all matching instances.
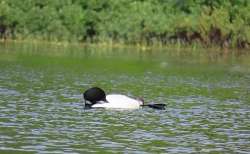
[0,43,250,153]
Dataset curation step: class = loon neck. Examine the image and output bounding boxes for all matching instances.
[84,103,92,109]
[84,99,108,109]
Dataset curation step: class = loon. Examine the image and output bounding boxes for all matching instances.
[83,87,165,110]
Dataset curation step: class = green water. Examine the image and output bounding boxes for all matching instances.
[0,42,250,153]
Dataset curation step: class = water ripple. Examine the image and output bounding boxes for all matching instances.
[0,63,250,153]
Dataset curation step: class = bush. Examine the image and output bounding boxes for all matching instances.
[0,0,249,48]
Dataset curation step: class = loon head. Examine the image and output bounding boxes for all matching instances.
[83,87,107,108]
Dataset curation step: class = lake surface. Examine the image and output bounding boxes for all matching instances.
[0,42,250,153]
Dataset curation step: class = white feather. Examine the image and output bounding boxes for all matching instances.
[92,94,143,109]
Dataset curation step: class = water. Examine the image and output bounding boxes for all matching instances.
[0,42,250,153]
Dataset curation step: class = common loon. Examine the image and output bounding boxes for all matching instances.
[83,87,165,110]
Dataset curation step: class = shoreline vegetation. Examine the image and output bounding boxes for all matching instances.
[0,36,249,56]
[0,0,250,50]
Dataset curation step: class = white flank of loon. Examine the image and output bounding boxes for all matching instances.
[92,94,143,109]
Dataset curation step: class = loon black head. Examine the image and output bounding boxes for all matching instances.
[83,87,107,108]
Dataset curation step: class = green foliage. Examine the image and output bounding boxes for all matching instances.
[0,0,249,48]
